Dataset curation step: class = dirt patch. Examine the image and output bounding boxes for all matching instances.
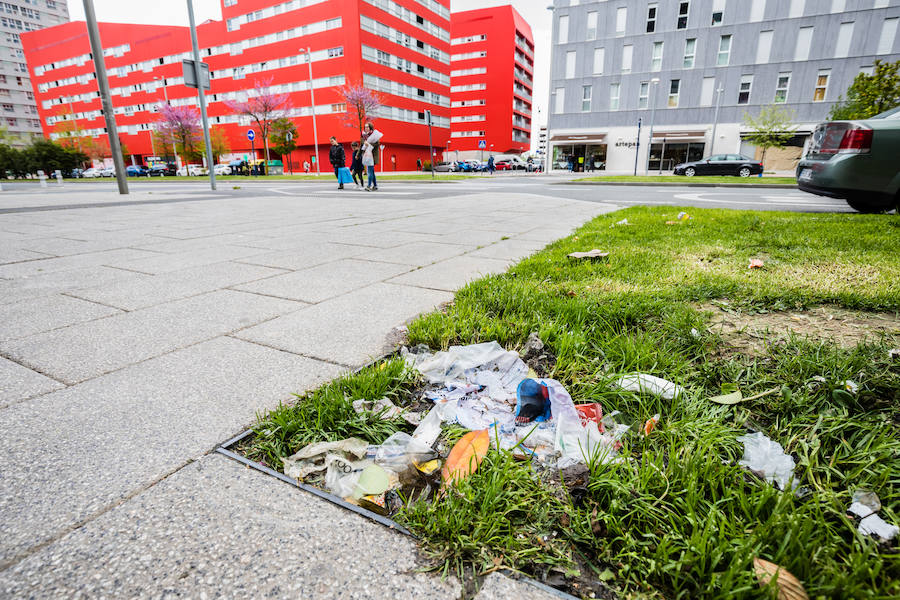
[699,303,900,355]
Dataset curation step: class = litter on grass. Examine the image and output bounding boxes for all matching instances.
[748,258,765,269]
[848,490,899,541]
[614,373,684,400]
[567,249,610,260]
[737,432,796,490]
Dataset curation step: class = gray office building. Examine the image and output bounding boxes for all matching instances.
[1,0,69,145]
[546,0,900,173]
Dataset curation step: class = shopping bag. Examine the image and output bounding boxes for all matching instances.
[338,167,354,184]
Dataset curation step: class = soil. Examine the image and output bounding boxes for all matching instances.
[699,303,900,356]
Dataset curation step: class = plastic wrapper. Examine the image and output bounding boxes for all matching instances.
[374,432,436,476]
[283,437,370,480]
[615,373,685,400]
[848,491,898,541]
[737,432,796,490]
[323,454,373,498]
[411,407,443,448]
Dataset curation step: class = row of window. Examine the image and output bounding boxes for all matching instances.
[451,67,486,77]
[363,73,449,107]
[554,70,834,114]
[559,0,894,42]
[565,18,898,80]
[362,0,450,43]
[360,15,449,63]
[451,83,485,93]
[361,44,450,85]
[451,34,485,46]
[4,116,40,128]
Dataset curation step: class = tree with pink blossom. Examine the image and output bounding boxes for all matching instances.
[156,103,202,163]
[224,77,290,167]
[341,84,382,141]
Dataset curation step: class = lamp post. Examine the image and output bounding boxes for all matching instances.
[186,0,216,191]
[710,84,724,156]
[299,47,320,175]
[644,78,660,174]
[545,4,556,174]
[425,109,434,179]
[633,117,642,176]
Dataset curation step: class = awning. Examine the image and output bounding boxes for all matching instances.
[650,131,707,142]
[550,133,607,143]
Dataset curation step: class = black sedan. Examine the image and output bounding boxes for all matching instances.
[674,154,763,177]
[148,164,176,177]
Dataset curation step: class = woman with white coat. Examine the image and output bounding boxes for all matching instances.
[362,122,382,191]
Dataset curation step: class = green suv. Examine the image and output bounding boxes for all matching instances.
[797,106,900,213]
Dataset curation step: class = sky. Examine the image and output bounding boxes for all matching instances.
[67,1,552,149]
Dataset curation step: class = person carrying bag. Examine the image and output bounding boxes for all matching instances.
[362,123,382,191]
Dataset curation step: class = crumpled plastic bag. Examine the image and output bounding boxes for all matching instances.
[283,438,369,480]
[352,397,403,420]
[737,432,796,490]
[374,432,436,476]
[411,407,443,448]
[404,341,527,393]
[615,373,685,400]
[848,491,899,541]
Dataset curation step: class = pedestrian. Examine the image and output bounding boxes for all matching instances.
[416,157,422,172]
[303,160,310,173]
[487,154,495,175]
[350,141,364,189]
[362,122,383,191]
[329,136,346,190]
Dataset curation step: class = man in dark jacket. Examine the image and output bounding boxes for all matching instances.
[329,136,346,189]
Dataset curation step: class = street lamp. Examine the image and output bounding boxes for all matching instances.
[298,47,320,176]
[645,78,660,174]
[710,83,725,156]
[544,4,556,174]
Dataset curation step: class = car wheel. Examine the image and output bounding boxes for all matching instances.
[739,167,751,177]
[845,196,898,214]
[685,167,696,177]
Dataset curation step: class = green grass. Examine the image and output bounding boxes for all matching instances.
[574,175,797,185]
[244,206,900,598]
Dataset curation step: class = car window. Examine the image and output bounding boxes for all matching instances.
[870,105,900,120]
[726,154,743,161]
[709,155,727,161]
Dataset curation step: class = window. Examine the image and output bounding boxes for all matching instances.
[646,4,657,33]
[717,35,731,66]
[558,15,569,44]
[651,41,663,71]
[711,0,725,26]
[615,7,627,34]
[683,38,696,68]
[622,44,633,72]
[587,11,597,40]
[566,51,576,78]
[581,85,592,112]
[830,0,845,13]
[700,76,715,106]
[750,0,766,22]
[677,2,689,29]
[877,18,898,55]
[774,72,790,103]
[609,83,620,110]
[789,0,805,18]
[593,47,604,74]
[738,75,752,104]
[639,81,649,109]
[668,80,680,107]
[813,70,829,102]
[756,30,773,64]
[874,0,888,7]
[794,27,813,61]
[835,22,854,58]
[327,47,344,58]
[553,87,565,113]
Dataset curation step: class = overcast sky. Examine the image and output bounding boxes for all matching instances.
[68,1,552,148]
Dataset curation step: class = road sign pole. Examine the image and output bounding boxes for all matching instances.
[186,0,216,191]
[425,110,433,180]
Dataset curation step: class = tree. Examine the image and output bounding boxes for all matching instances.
[829,60,900,120]
[156,103,202,163]
[20,139,87,176]
[269,117,297,157]
[742,105,797,168]
[224,77,290,167]
[151,129,176,162]
[200,126,231,163]
[341,84,382,141]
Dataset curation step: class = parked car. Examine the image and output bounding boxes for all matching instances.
[148,163,176,177]
[126,165,150,177]
[494,160,513,171]
[99,167,115,177]
[455,160,473,172]
[507,157,528,170]
[81,168,102,178]
[465,160,485,172]
[432,161,457,172]
[673,154,763,177]
[177,164,207,176]
[796,106,900,213]
[68,168,84,179]
[213,163,232,175]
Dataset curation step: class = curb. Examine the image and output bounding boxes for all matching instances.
[557,181,797,189]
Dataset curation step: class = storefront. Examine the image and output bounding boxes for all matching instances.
[647,131,707,172]
[550,134,607,172]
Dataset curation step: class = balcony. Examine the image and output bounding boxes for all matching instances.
[513,86,532,101]
[514,69,532,86]
[515,37,533,59]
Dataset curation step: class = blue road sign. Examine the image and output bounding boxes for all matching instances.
[478,140,487,149]
[247,129,255,141]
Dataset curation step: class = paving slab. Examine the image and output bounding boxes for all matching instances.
[0,357,64,408]
[235,242,372,271]
[474,573,564,600]
[363,240,476,267]
[387,255,513,292]
[0,337,344,567]
[0,294,122,341]
[114,244,271,274]
[0,248,53,265]
[469,239,549,262]
[236,282,453,366]
[0,248,161,279]
[233,258,413,304]
[0,290,304,384]
[68,261,287,311]
[0,265,152,306]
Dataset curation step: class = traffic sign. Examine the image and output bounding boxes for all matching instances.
[181,59,210,91]
[247,129,255,141]
[478,140,487,149]
[286,132,293,142]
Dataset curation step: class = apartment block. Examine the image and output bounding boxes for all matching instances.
[547,0,900,173]
[22,0,451,170]
[447,5,534,160]
[1,0,68,145]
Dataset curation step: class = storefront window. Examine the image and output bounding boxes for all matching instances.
[648,141,705,171]
[552,143,607,171]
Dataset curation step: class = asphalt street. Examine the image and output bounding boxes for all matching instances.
[0,174,853,213]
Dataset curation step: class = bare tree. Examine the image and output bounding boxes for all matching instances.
[156,104,202,163]
[340,84,382,141]
[224,77,290,167]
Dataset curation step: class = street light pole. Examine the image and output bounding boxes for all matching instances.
[710,84,724,156]
[83,0,127,194]
[300,47,320,176]
[645,78,660,174]
[186,0,216,191]
[633,117,642,176]
[425,109,434,179]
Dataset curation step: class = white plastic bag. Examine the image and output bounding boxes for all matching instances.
[737,432,796,490]
[283,437,369,480]
[615,373,685,400]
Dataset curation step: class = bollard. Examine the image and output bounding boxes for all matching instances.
[38,170,48,188]
[55,170,63,185]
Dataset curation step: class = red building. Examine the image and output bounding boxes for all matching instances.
[447,5,533,160]
[21,0,451,171]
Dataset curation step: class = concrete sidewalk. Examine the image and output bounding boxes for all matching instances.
[0,188,615,597]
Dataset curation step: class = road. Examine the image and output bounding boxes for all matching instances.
[0,175,853,213]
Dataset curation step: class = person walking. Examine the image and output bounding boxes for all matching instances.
[350,141,365,190]
[362,122,383,191]
[329,136,346,190]
[303,160,310,173]
[416,157,422,172]
[487,155,495,175]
